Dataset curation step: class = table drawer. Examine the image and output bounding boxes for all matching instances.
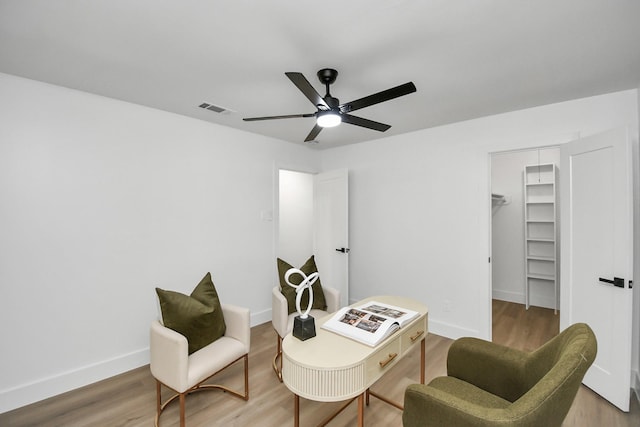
[401,315,427,353]
[365,337,401,383]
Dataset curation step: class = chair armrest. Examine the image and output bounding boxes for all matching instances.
[221,303,250,353]
[323,286,340,312]
[447,337,530,401]
[272,286,290,337]
[403,383,511,427]
[150,320,189,392]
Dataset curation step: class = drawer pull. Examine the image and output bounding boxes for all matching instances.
[410,330,425,342]
[379,352,398,368]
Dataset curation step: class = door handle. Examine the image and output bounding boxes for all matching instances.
[335,247,350,253]
[598,277,625,288]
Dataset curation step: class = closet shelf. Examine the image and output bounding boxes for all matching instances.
[526,273,556,281]
[527,255,555,262]
[526,237,555,242]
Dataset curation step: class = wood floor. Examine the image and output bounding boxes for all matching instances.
[1,300,638,426]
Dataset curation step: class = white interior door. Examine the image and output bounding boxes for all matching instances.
[560,127,634,411]
[313,169,349,308]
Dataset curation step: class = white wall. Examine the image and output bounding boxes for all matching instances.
[491,148,560,308]
[0,73,319,412]
[278,170,314,266]
[320,89,638,341]
[1,71,638,413]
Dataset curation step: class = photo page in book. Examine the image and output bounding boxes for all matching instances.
[321,300,419,347]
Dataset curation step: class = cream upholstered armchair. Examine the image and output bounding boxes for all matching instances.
[272,256,341,381]
[150,302,250,427]
[271,285,340,380]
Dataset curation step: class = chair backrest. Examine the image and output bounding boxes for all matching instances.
[509,323,597,426]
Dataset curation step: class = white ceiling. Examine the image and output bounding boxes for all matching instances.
[1,0,639,149]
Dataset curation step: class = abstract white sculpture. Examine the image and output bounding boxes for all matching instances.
[284,268,319,319]
[284,267,319,340]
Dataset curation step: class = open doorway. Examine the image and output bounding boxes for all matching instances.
[277,168,350,307]
[278,169,314,267]
[490,148,560,350]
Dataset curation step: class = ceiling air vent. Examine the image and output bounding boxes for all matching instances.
[198,102,235,115]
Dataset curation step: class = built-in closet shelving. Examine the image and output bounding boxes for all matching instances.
[523,163,557,313]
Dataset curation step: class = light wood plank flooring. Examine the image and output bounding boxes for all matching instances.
[1,300,638,426]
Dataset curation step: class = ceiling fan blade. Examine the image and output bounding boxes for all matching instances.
[341,114,391,132]
[243,113,315,122]
[340,82,416,113]
[304,124,323,142]
[285,72,330,110]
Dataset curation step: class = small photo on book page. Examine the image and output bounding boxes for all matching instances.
[338,309,387,333]
[359,304,407,319]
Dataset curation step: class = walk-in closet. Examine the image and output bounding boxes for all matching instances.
[491,147,560,312]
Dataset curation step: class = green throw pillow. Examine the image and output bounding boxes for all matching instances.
[156,272,226,355]
[277,256,327,315]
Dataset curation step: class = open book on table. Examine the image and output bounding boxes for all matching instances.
[321,300,419,347]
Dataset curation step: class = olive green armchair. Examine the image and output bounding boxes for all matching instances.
[403,323,597,427]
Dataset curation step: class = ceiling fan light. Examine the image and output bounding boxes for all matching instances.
[317,111,341,128]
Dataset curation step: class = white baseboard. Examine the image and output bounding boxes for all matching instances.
[429,319,482,341]
[528,296,556,310]
[251,307,272,327]
[492,290,524,304]
[492,290,556,311]
[0,348,149,415]
[1,309,275,415]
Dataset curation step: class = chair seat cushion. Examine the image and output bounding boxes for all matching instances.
[187,336,246,387]
[428,376,511,409]
[156,272,226,355]
[277,256,327,314]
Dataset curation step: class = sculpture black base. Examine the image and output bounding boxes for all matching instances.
[293,315,316,341]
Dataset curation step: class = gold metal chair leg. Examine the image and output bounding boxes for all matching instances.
[179,393,186,427]
[272,334,283,382]
[156,380,161,416]
[155,354,249,426]
[244,353,250,399]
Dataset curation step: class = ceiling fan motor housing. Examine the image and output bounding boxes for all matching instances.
[323,95,339,109]
[318,68,340,109]
[317,68,338,85]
